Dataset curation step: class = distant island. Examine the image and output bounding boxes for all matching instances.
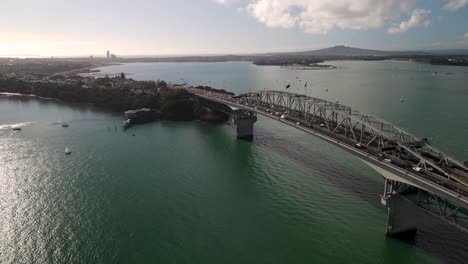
[115,45,468,67]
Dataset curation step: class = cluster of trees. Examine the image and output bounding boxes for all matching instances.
[0,77,200,121]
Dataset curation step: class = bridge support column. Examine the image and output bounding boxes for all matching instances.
[235,118,255,140]
[233,110,257,141]
[381,180,417,238]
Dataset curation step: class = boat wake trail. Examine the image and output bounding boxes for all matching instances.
[0,122,36,130]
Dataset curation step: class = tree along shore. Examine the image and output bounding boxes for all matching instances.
[0,76,228,122]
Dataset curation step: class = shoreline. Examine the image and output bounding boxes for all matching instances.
[0,85,229,124]
[0,92,53,100]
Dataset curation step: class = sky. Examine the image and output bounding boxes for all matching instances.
[1,0,468,57]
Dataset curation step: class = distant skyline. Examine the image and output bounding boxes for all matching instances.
[1,0,468,57]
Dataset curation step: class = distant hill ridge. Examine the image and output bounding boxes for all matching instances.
[270,45,468,56]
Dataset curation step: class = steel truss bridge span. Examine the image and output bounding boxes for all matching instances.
[190,88,468,236]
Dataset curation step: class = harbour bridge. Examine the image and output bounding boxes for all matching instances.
[187,87,468,237]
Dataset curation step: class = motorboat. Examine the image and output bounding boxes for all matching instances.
[122,119,132,130]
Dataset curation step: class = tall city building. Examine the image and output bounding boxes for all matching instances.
[106,50,110,59]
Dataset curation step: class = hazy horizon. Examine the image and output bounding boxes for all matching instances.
[2,0,468,57]
[4,46,468,59]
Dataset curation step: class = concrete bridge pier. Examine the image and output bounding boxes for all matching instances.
[385,196,418,238]
[233,110,257,141]
[196,96,257,140]
[381,180,418,238]
[235,118,255,140]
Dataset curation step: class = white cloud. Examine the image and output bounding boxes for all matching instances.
[387,9,431,34]
[244,0,416,34]
[246,0,298,29]
[443,0,468,11]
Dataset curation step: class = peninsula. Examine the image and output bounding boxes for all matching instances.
[0,59,229,123]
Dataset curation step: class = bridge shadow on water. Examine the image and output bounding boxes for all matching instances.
[251,126,468,264]
[253,127,383,206]
[190,121,257,179]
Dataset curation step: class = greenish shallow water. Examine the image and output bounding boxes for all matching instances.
[1,61,468,263]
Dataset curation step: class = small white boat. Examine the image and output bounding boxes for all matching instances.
[122,119,131,130]
[400,97,404,102]
[65,147,71,155]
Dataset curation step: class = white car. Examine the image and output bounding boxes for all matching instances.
[384,159,392,163]
[412,167,422,172]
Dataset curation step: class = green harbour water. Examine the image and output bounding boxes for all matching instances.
[1,61,468,263]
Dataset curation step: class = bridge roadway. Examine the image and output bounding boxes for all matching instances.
[186,87,468,236]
